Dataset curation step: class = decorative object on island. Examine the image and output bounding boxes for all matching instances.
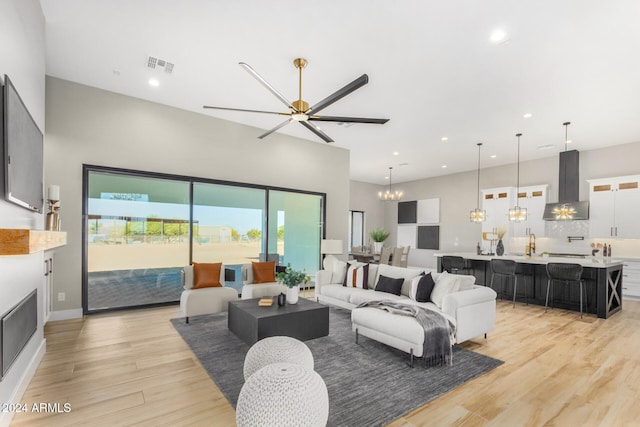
[508,133,527,222]
[495,227,507,256]
[470,142,487,223]
[320,239,343,270]
[275,264,310,305]
[369,227,390,253]
[45,185,61,231]
[378,166,403,201]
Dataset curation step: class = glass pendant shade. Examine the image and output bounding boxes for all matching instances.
[509,133,528,222]
[470,142,486,223]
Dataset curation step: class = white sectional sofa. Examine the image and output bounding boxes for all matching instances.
[315,261,497,344]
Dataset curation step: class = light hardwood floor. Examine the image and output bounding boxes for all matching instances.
[11,297,640,426]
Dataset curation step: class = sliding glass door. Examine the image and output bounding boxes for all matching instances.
[86,170,190,311]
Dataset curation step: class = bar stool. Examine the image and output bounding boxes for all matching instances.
[545,263,586,319]
[490,259,518,308]
[441,256,471,275]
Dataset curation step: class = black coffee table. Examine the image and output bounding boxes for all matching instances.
[228,298,329,346]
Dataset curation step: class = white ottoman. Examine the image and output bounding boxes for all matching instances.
[236,363,329,427]
[243,336,314,380]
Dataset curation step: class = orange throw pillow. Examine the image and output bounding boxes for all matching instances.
[252,261,276,284]
[193,262,222,289]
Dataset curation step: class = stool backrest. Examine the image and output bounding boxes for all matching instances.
[490,259,517,276]
[546,263,583,281]
[442,256,465,273]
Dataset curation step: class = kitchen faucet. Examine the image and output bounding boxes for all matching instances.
[528,233,536,256]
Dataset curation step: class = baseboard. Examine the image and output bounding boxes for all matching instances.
[0,338,46,427]
[48,308,83,322]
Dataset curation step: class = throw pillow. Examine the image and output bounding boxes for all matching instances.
[193,262,222,289]
[252,261,276,284]
[344,262,369,289]
[331,259,348,284]
[375,275,404,296]
[409,272,436,302]
[430,271,460,308]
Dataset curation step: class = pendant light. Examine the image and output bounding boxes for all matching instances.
[470,142,486,223]
[508,133,527,222]
[378,166,403,201]
[551,122,577,219]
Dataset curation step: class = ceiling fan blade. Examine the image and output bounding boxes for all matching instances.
[257,119,293,139]
[307,74,369,115]
[300,121,334,143]
[308,115,389,124]
[203,105,287,116]
[239,62,293,110]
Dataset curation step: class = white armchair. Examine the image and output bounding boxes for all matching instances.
[180,265,239,323]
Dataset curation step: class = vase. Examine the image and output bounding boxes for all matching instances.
[373,242,383,253]
[286,286,299,304]
[277,293,286,306]
[496,239,504,256]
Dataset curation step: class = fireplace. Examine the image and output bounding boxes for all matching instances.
[1,289,37,380]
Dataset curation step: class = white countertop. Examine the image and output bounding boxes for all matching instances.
[435,252,624,268]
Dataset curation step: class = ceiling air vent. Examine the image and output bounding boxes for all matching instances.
[146,56,174,74]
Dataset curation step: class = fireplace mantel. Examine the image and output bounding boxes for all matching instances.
[0,229,67,255]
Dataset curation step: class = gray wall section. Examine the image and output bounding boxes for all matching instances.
[0,0,46,411]
[45,76,350,312]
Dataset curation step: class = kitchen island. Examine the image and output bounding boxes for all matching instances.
[435,253,623,319]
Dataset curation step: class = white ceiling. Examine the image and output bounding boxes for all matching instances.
[40,0,640,185]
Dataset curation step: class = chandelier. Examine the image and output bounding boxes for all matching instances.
[378,166,403,201]
[508,133,528,222]
[470,142,486,223]
[551,122,576,219]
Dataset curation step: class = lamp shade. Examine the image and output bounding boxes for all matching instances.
[320,239,343,255]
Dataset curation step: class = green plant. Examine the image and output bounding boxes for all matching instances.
[369,228,390,243]
[275,264,310,288]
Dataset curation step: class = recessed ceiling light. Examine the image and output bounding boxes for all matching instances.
[491,154,497,158]
[490,29,508,43]
[523,113,533,119]
[441,137,448,142]
[441,165,447,169]
[393,151,399,156]
[148,78,160,87]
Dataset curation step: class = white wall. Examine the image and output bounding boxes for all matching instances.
[45,77,350,312]
[349,180,385,250]
[367,141,640,269]
[0,0,46,421]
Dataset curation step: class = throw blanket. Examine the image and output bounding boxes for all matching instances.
[356,300,455,366]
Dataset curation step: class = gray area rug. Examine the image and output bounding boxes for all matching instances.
[170,306,503,427]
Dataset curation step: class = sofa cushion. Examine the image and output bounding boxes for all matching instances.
[375,275,405,296]
[374,264,423,296]
[252,261,276,283]
[409,273,435,302]
[348,289,408,306]
[430,271,461,308]
[331,259,348,284]
[193,262,222,289]
[344,263,370,289]
[320,284,359,303]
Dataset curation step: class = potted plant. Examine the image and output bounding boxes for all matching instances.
[369,228,390,253]
[276,264,310,304]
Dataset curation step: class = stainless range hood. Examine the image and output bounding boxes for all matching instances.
[543,149,589,220]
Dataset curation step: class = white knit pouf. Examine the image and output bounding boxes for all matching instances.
[236,363,329,427]
[243,336,314,380]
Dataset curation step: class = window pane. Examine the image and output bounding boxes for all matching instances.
[268,190,322,274]
[86,171,189,311]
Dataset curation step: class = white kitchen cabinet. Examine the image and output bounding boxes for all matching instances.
[43,251,54,324]
[512,185,548,238]
[481,187,513,253]
[588,175,640,238]
[622,260,640,299]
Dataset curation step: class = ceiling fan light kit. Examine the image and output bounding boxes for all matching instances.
[203,58,389,143]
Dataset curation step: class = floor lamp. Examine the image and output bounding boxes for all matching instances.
[321,239,343,270]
